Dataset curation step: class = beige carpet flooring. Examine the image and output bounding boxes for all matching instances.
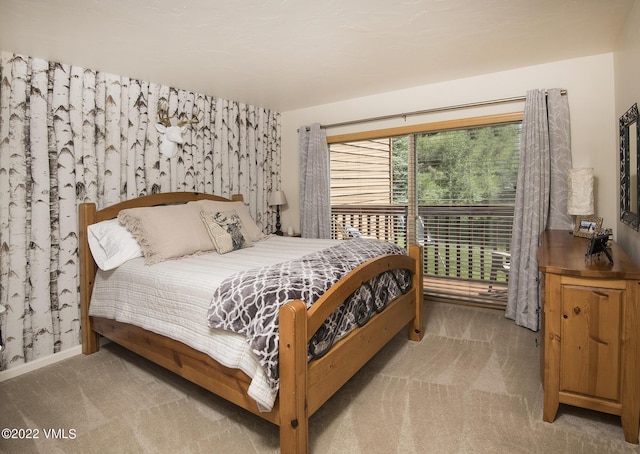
[1,302,639,453]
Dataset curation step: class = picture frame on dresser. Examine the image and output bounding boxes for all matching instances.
[572,215,602,238]
[585,232,613,264]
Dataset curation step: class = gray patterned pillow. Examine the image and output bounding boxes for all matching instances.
[200,210,253,254]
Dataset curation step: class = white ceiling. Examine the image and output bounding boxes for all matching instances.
[0,0,636,112]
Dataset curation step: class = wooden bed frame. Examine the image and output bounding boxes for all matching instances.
[78,192,424,454]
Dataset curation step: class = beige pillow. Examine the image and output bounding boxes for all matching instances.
[189,200,266,242]
[200,210,253,254]
[118,203,214,265]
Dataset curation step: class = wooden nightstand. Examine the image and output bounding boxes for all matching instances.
[537,230,640,443]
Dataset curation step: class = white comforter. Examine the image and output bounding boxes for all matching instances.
[89,235,338,411]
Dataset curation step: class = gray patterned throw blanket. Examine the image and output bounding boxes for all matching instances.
[207,239,412,392]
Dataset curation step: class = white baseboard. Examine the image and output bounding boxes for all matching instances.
[0,345,83,382]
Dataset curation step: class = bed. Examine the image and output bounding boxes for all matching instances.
[78,191,424,454]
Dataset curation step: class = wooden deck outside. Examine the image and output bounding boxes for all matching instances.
[423,276,507,309]
[330,205,512,310]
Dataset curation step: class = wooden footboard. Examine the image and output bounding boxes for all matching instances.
[78,192,423,454]
[278,247,423,452]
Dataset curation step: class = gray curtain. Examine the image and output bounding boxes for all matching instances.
[505,89,572,331]
[0,52,281,370]
[299,123,330,238]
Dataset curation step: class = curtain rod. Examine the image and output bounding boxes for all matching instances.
[304,89,567,131]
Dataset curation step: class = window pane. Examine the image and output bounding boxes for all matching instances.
[416,124,521,205]
[416,123,520,307]
[329,139,406,244]
[330,139,392,206]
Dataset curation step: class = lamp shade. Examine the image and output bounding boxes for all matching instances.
[268,190,287,206]
[567,168,594,215]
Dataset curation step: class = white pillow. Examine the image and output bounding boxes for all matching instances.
[88,219,143,270]
[190,200,267,242]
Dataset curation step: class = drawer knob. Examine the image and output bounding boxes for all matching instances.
[573,306,581,315]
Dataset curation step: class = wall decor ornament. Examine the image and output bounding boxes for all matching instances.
[155,103,202,158]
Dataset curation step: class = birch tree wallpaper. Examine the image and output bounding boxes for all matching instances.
[0,52,281,371]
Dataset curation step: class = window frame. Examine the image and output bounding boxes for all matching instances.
[327,111,524,308]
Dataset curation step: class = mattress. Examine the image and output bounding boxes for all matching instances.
[89,235,338,411]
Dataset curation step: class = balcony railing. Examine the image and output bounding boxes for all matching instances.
[331,205,513,308]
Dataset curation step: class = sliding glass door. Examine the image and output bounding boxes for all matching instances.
[328,114,522,309]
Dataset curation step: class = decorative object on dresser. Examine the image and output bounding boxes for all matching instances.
[537,230,640,444]
[567,167,601,238]
[585,232,613,264]
[571,215,602,238]
[567,167,594,216]
[268,190,287,235]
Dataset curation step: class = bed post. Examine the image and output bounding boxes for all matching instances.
[278,299,309,454]
[408,245,424,341]
[78,202,100,354]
